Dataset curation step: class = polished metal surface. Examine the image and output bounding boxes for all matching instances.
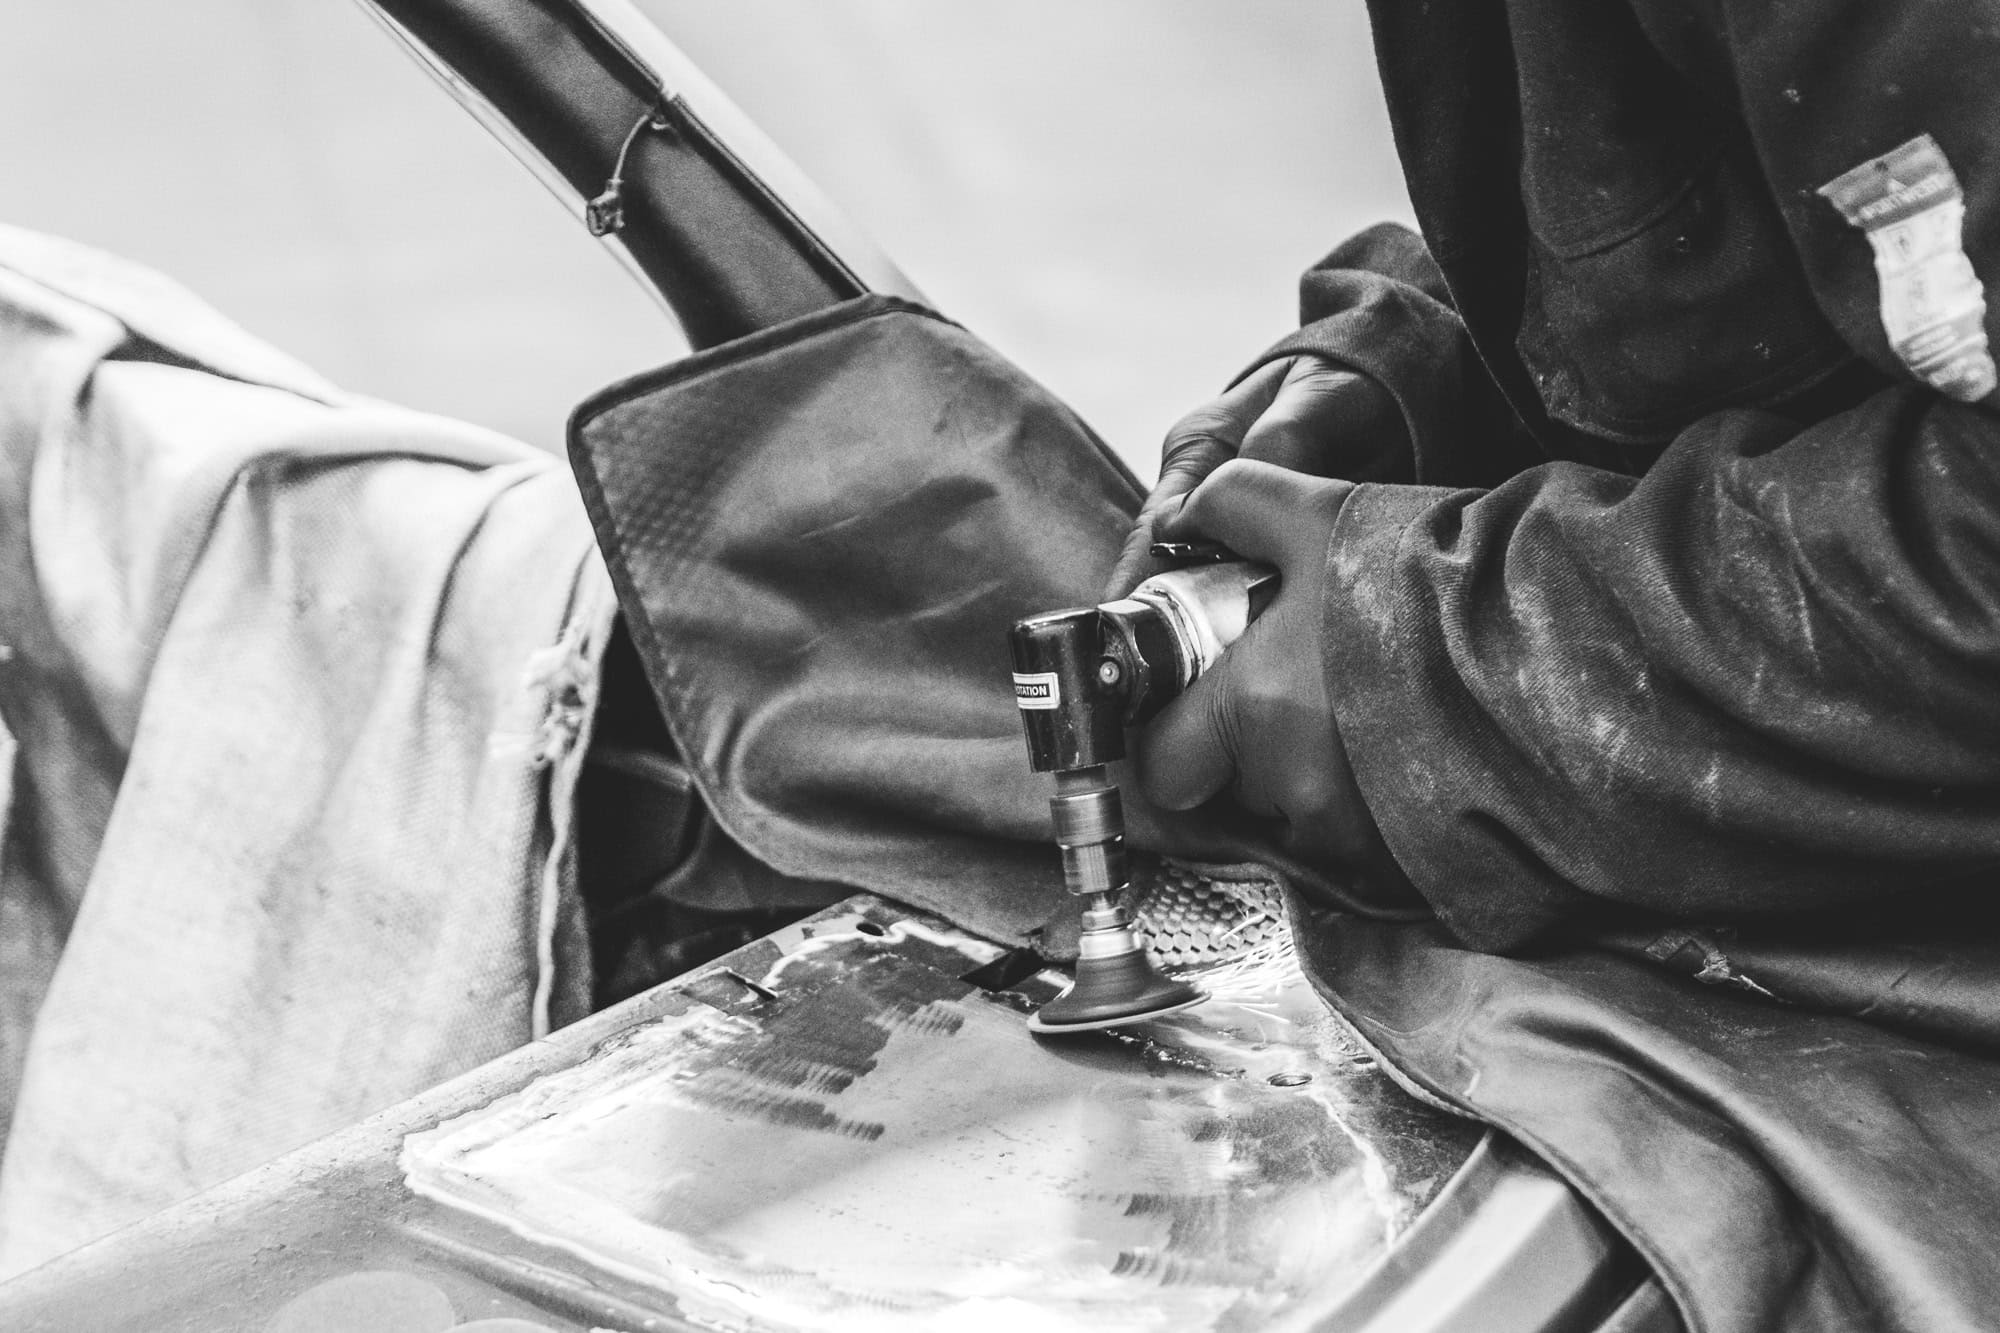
[0,892,1640,1332]
[404,899,1485,1332]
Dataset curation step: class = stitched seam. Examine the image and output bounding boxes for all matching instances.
[1530,148,1725,260]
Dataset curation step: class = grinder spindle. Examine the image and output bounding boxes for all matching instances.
[1030,765,1202,1032]
[1009,551,1276,1034]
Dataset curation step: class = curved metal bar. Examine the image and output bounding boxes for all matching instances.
[357,0,924,349]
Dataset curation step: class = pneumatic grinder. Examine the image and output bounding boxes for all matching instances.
[1009,547,1277,1034]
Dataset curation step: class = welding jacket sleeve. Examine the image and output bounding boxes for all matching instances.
[1236,222,1538,490]
[1313,9,2000,952]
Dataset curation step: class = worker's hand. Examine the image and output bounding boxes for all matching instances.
[1134,459,1389,872]
[1104,355,1404,599]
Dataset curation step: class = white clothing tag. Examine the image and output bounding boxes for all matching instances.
[1820,134,1997,402]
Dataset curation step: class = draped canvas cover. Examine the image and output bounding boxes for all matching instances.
[0,227,608,1274]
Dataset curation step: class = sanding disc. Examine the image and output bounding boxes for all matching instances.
[1027,951,1205,1034]
[1026,992,1206,1033]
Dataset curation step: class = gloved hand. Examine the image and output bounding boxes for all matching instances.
[1104,355,1405,599]
[1133,458,1402,881]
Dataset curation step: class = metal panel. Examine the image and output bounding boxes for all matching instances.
[0,897,1635,1332]
[403,901,1487,1330]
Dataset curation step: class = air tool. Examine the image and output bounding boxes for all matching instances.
[1009,544,1277,1034]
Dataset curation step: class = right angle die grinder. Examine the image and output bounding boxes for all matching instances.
[1008,544,1277,1034]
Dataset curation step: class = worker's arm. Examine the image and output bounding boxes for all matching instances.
[1149,384,2000,953]
[1142,5,2000,952]
[1105,224,1532,596]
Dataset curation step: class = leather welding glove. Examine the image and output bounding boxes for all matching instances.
[1104,354,1405,597]
[1134,458,1408,893]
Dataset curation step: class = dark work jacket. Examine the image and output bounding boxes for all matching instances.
[1250,0,2000,952]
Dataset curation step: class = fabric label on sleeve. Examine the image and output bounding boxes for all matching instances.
[1820,134,1997,403]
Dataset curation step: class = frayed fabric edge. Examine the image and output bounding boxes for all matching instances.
[526,559,619,1040]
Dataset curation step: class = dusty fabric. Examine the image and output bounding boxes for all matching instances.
[1222,4,2000,1324]
[1228,6,2000,1323]
[1252,0,2000,954]
[0,226,610,1274]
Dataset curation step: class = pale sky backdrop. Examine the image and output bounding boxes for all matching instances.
[0,1,1411,478]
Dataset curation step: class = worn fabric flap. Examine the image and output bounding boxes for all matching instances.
[570,296,1329,949]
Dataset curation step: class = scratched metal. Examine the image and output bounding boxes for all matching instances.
[403,906,1483,1333]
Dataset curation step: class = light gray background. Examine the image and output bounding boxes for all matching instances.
[0,1,1410,478]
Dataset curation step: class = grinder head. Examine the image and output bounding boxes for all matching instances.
[1027,899,1204,1035]
[1027,956,1204,1034]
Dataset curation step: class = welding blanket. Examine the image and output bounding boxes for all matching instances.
[572,294,2000,1333]
[0,226,611,1275]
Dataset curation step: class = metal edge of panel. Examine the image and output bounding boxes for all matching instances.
[1593,1276,1687,1333]
[1319,1133,1637,1333]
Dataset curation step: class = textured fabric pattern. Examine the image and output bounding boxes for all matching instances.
[0,227,610,1274]
[570,298,1376,954]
